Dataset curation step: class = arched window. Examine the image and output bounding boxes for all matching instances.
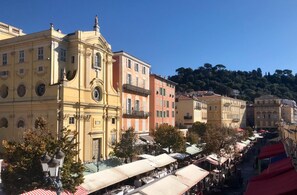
[17,120,25,128]
[94,53,101,69]
[0,84,8,98]
[17,84,26,97]
[36,83,46,96]
[0,117,8,128]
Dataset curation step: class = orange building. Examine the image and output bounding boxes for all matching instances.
[113,51,151,135]
[149,74,176,134]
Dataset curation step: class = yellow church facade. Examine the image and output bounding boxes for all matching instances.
[0,19,120,162]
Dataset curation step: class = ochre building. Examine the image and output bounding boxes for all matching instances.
[0,18,120,162]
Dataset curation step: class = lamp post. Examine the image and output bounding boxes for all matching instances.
[40,149,65,195]
[92,153,101,172]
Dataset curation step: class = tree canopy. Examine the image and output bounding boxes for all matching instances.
[169,64,297,102]
[202,126,237,156]
[154,124,186,153]
[1,117,84,194]
[113,128,141,162]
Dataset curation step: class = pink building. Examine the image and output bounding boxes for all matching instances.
[113,51,151,135]
[149,74,176,134]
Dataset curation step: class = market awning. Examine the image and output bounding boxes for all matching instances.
[169,153,189,160]
[147,153,176,168]
[241,140,251,145]
[236,142,247,152]
[175,164,209,187]
[115,159,155,178]
[258,142,286,160]
[250,157,293,182]
[206,154,228,166]
[186,145,203,155]
[139,175,188,195]
[22,186,88,195]
[139,135,155,144]
[81,168,128,193]
[245,169,297,195]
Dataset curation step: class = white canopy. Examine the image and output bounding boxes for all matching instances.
[206,154,228,166]
[81,168,128,194]
[236,142,247,152]
[115,159,155,178]
[147,153,176,168]
[140,175,188,195]
[175,164,209,187]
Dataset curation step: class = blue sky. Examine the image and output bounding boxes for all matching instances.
[2,0,297,77]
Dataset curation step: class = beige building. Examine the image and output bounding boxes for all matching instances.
[0,18,120,162]
[175,95,207,128]
[197,92,246,128]
[0,22,24,40]
[254,95,282,130]
[113,51,150,135]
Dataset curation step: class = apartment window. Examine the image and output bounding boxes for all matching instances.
[69,117,75,124]
[94,53,101,68]
[163,88,166,96]
[127,98,132,114]
[37,66,44,72]
[157,111,159,117]
[127,59,131,68]
[167,110,169,117]
[38,47,44,60]
[112,118,116,124]
[127,74,132,84]
[159,87,163,95]
[19,50,25,63]
[172,111,175,117]
[135,100,140,111]
[156,123,159,128]
[167,101,169,108]
[2,53,7,65]
[135,63,139,71]
[60,49,66,62]
[136,77,139,87]
[71,56,75,64]
[163,111,166,118]
[209,106,212,111]
[172,102,175,108]
[142,66,146,74]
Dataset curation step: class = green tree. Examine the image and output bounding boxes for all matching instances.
[1,117,84,195]
[154,124,186,153]
[187,122,208,143]
[202,126,237,156]
[113,128,140,162]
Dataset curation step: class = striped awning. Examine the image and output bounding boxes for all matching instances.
[21,186,87,195]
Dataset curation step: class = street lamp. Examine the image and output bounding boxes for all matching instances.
[40,149,65,195]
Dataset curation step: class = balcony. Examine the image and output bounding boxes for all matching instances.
[123,110,150,119]
[224,102,231,107]
[194,106,202,110]
[184,115,193,120]
[232,118,240,122]
[122,84,150,96]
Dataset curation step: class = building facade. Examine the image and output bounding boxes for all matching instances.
[0,22,24,40]
[175,95,207,128]
[254,95,282,130]
[149,74,176,134]
[113,51,150,135]
[0,18,120,162]
[197,93,246,128]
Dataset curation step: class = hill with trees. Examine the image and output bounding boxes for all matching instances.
[168,63,297,102]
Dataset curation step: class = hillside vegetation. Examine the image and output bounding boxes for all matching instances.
[168,63,297,102]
